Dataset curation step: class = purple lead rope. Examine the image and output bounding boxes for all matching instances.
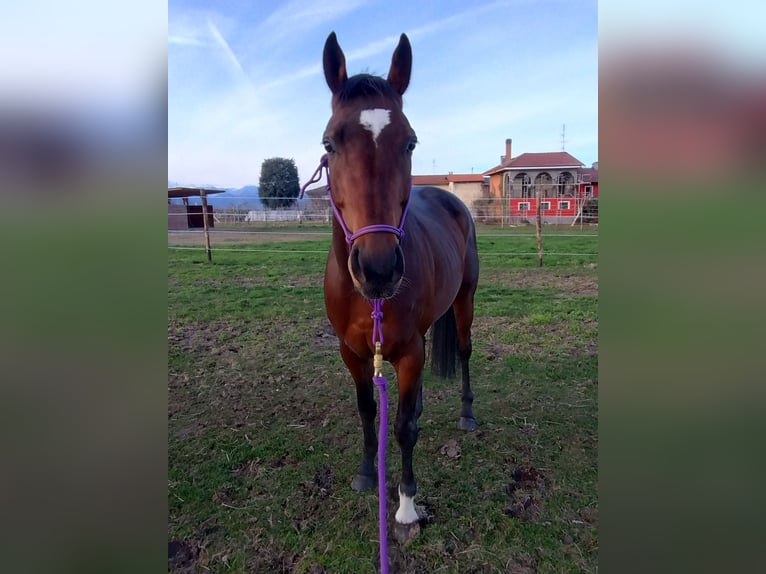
[302,156,411,574]
[370,299,389,574]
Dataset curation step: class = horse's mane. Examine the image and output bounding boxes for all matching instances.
[338,74,399,102]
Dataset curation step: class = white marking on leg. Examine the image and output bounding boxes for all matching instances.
[359,108,391,146]
[395,487,419,524]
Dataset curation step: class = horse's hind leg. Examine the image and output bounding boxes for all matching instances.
[453,284,478,431]
[339,342,377,491]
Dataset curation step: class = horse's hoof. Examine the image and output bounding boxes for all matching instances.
[393,520,421,545]
[458,417,478,432]
[393,505,428,545]
[351,473,376,491]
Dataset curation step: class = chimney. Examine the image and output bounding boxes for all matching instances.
[501,138,512,164]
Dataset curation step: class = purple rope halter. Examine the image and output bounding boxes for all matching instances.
[300,154,410,246]
[301,155,412,574]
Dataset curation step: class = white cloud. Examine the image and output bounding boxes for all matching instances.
[206,19,247,78]
[168,35,206,46]
[257,0,367,44]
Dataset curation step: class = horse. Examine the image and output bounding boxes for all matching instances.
[318,31,479,539]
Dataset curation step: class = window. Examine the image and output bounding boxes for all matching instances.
[559,201,571,210]
[584,185,593,197]
[518,202,530,211]
[535,172,553,196]
[540,201,551,210]
[515,173,531,198]
[557,172,574,197]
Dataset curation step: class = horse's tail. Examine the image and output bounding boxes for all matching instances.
[431,306,458,379]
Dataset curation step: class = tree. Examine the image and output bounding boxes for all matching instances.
[258,157,300,209]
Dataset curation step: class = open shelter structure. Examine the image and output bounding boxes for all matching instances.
[168,187,226,261]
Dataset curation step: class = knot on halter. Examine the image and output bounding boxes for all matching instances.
[370,298,385,346]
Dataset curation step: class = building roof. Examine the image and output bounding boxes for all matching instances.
[579,167,598,183]
[168,187,227,199]
[412,173,485,186]
[483,152,584,175]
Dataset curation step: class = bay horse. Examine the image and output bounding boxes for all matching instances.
[319,31,479,537]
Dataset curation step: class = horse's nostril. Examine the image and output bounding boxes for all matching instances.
[362,250,397,283]
[394,245,404,276]
[350,246,363,280]
[349,244,404,297]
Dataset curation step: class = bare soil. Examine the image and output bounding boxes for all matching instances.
[168,230,329,245]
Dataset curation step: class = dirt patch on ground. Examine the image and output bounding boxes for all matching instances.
[503,465,548,522]
[293,464,337,534]
[301,463,335,498]
[481,267,598,297]
[183,274,324,289]
[168,535,318,574]
[168,230,330,246]
[312,322,338,349]
[168,539,198,572]
[476,315,598,361]
[168,319,246,357]
[579,504,598,526]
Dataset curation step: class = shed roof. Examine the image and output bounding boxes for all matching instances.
[168,187,227,199]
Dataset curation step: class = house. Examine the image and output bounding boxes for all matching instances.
[483,139,597,224]
[578,162,599,199]
[411,173,487,217]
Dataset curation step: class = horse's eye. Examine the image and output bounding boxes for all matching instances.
[323,138,335,154]
[406,138,418,153]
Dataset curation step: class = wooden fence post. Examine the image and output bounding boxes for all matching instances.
[200,190,212,261]
[535,187,543,267]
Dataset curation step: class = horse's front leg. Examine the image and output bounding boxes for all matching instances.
[392,337,426,541]
[339,341,377,491]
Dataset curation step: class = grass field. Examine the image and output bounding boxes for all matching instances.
[168,227,598,573]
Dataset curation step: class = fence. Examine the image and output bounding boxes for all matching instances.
[169,212,597,266]
[244,209,305,223]
[172,196,598,228]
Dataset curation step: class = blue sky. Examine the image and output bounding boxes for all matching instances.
[169,0,597,188]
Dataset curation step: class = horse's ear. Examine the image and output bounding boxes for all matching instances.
[387,33,412,95]
[323,31,347,95]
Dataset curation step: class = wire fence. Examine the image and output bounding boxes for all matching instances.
[169,196,599,227]
[168,196,598,261]
[168,229,598,258]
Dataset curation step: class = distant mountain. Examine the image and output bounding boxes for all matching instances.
[167,181,263,208]
[168,181,313,209]
[208,185,262,208]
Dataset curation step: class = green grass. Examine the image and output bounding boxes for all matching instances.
[168,230,598,573]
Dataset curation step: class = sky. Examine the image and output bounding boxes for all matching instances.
[168,0,598,189]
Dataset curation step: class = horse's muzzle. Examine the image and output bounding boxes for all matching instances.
[348,243,404,299]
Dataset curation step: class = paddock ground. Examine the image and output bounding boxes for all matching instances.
[168,230,598,573]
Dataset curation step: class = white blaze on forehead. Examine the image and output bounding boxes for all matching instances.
[359,108,391,145]
[395,488,419,524]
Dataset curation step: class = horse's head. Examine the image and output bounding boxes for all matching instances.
[322,32,417,300]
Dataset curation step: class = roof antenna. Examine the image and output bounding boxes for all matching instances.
[560,123,566,151]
